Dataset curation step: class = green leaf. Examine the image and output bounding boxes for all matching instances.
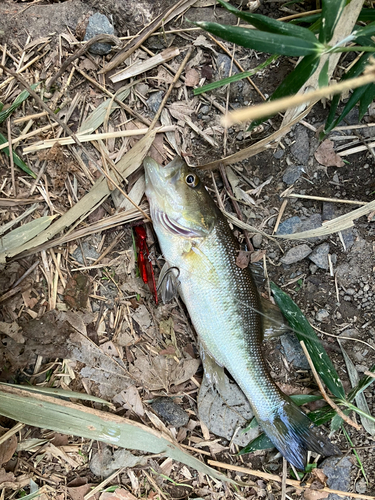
[359,83,375,120]
[193,54,278,96]
[0,133,36,178]
[249,53,320,130]
[0,83,40,125]
[270,282,345,399]
[358,9,375,22]
[352,20,375,40]
[215,0,317,43]
[0,384,230,484]
[318,60,329,88]
[319,0,346,43]
[290,394,322,405]
[330,413,344,432]
[192,21,322,57]
[347,363,375,402]
[238,432,274,455]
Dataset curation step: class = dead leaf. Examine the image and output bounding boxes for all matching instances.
[236,251,251,269]
[100,489,137,500]
[309,468,328,489]
[250,249,266,263]
[0,321,24,343]
[129,355,200,390]
[0,427,17,465]
[64,274,91,309]
[0,467,15,485]
[314,140,345,168]
[184,68,200,87]
[68,483,98,500]
[114,386,145,416]
[304,489,329,500]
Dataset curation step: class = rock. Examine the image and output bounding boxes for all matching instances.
[280,333,309,369]
[201,105,210,115]
[277,216,302,235]
[316,309,329,322]
[90,447,146,478]
[147,91,164,115]
[150,397,189,428]
[252,233,263,248]
[84,13,115,55]
[309,242,330,269]
[322,202,354,250]
[72,241,99,265]
[273,149,284,159]
[280,244,312,265]
[321,456,352,500]
[282,164,305,185]
[215,53,243,99]
[290,125,310,164]
[355,478,367,494]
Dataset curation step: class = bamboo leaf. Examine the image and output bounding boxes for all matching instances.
[358,9,375,22]
[249,53,320,130]
[359,83,375,120]
[347,363,375,402]
[307,406,337,426]
[238,432,274,455]
[0,132,36,178]
[0,384,231,484]
[352,20,375,39]
[0,84,40,124]
[319,0,346,43]
[215,0,317,42]
[193,55,277,96]
[192,21,322,57]
[318,60,329,88]
[270,282,346,399]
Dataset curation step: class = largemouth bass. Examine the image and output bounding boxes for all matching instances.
[144,156,338,469]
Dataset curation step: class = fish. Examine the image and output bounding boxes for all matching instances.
[144,155,339,469]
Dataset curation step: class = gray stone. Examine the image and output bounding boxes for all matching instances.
[147,91,164,115]
[215,53,243,99]
[282,164,305,185]
[356,478,367,494]
[252,233,263,248]
[150,397,189,428]
[280,332,309,369]
[280,244,312,265]
[322,203,354,249]
[201,105,210,115]
[316,309,329,322]
[84,13,115,55]
[309,242,330,269]
[290,125,310,164]
[277,216,302,235]
[90,447,146,478]
[321,456,352,500]
[273,149,284,159]
[72,241,99,265]
[299,213,326,242]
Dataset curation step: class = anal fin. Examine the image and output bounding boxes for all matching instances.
[260,296,291,341]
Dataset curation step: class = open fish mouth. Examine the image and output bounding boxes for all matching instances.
[153,210,204,238]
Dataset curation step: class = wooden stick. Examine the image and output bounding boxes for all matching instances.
[300,341,361,430]
[7,118,16,196]
[208,460,375,499]
[286,193,367,206]
[13,111,48,124]
[0,122,58,151]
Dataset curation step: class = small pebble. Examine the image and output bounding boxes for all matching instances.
[308,242,330,270]
[150,397,189,428]
[282,164,305,185]
[252,233,263,248]
[84,13,115,55]
[280,244,312,265]
[316,309,329,322]
[147,91,164,115]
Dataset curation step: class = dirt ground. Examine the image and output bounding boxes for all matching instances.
[0,0,374,499]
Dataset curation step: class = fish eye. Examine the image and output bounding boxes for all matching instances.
[185,173,199,188]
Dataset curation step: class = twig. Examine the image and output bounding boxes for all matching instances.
[7,118,16,196]
[281,458,287,500]
[0,65,152,222]
[0,422,24,445]
[300,340,361,430]
[47,34,122,89]
[208,460,375,499]
[364,371,375,378]
[223,60,375,126]
[149,47,193,129]
[285,193,367,206]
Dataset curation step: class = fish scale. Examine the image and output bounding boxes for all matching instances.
[144,155,340,469]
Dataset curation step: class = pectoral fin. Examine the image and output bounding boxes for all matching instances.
[199,342,228,397]
[157,262,180,304]
[260,296,291,341]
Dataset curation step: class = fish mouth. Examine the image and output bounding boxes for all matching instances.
[153,210,204,238]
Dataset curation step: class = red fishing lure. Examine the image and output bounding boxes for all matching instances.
[134,225,158,304]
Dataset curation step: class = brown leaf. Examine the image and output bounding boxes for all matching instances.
[114,385,145,416]
[250,249,266,263]
[0,428,17,465]
[68,483,98,500]
[0,467,15,485]
[129,355,200,390]
[100,489,137,500]
[0,321,24,343]
[303,489,329,500]
[309,468,328,489]
[314,140,344,168]
[236,250,250,269]
[184,68,200,87]
[64,274,91,309]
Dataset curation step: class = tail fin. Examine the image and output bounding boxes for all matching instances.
[259,399,340,470]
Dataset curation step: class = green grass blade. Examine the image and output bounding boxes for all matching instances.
[319,0,346,43]
[353,20,375,39]
[0,132,36,178]
[215,0,317,42]
[192,21,322,57]
[347,363,375,402]
[193,55,277,95]
[270,282,345,399]
[0,384,231,484]
[318,60,329,88]
[0,83,40,124]
[359,83,375,120]
[342,426,368,483]
[358,9,375,22]
[238,432,274,455]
